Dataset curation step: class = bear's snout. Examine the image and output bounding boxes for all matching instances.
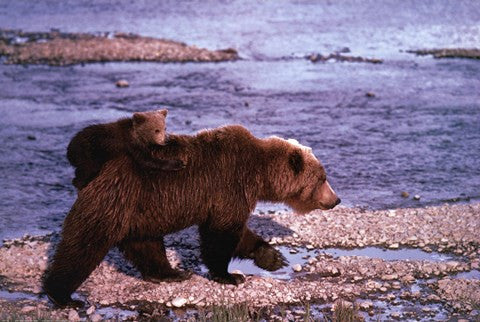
[318,180,340,210]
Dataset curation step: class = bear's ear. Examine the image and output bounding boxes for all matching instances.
[157,109,168,117]
[133,112,146,125]
[288,150,304,175]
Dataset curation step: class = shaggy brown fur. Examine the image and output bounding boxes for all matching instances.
[44,125,340,307]
[67,109,185,190]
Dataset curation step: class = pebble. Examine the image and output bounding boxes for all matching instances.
[401,191,410,198]
[292,264,302,272]
[86,305,96,315]
[389,243,399,249]
[171,297,188,308]
[90,313,103,322]
[413,194,421,200]
[390,312,401,318]
[115,79,129,88]
[68,309,80,321]
[20,306,36,313]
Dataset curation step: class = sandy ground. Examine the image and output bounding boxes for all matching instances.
[0,203,479,320]
[0,30,238,66]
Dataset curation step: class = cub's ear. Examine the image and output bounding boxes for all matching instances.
[288,150,304,175]
[157,109,168,117]
[133,112,146,125]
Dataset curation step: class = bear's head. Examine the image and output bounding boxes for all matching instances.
[132,109,168,146]
[264,137,340,214]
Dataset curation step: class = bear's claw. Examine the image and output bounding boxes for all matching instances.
[144,270,192,283]
[46,294,85,309]
[212,273,246,285]
[253,245,288,271]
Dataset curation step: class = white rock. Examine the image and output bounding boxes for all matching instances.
[413,195,421,200]
[389,243,399,249]
[115,79,129,88]
[172,297,188,308]
[68,309,80,321]
[21,306,36,313]
[91,313,103,322]
[292,264,302,272]
[86,305,96,315]
[306,244,315,250]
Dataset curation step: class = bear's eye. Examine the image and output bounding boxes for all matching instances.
[155,129,160,134]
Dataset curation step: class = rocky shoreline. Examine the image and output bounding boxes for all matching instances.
[407,48,480,60]
[0,29,238,66]
[1,203,479,320]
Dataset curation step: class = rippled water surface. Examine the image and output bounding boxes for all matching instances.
[1,1,480,239]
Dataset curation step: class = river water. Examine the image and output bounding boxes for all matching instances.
[1,1,479,239]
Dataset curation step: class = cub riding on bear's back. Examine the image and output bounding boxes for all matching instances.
[66,109,186,190]
[44,122,340,307]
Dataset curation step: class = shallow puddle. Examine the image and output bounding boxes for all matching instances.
[0,290,38,301]
[452,269,480,280]
[322,247,458,262]
[96,307,138,320]
[228,246,316,279]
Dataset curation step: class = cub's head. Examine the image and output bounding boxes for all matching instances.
[132,109,168,146]
[265,137,340,214]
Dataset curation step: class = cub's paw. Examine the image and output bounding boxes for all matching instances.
[212,273,245,286]
[145,270,192,283]
[253,245,288,271]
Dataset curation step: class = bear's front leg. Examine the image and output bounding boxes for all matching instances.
[234,227,287,271]
[118,238,192,282]
[199,222,245,285]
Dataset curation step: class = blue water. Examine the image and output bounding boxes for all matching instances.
[0,1,480,239]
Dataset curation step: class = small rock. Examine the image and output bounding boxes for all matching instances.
[380,287,388,292]
[359,301,373,311]
[86,305,96,315]
[292,233,299,238]
[115,79,129,88]
[390,312,401,319]
[172,297,188,308]
[21,306,36,313]
[306,244,315,250]
[91,313,103,322]
[309,53,320,63]
[292,264,302,272]
[68,309,80,321]
[289,249,298,254]
[27,135,36,141]
[413,194,421,200]
[366,92,375,98]
[401,191,410,198]
[389,243,399,249]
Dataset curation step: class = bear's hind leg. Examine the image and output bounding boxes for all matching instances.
[234,228,287,271]
[199,222,245,285]
[118,238,191,282]
[43,223,115,307]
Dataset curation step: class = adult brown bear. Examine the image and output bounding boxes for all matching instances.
[43,125,340,307]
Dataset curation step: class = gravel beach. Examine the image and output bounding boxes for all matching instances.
[1,203,479,320]
[0,30,238,66]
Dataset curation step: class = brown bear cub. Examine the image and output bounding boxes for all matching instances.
[44,125,340,307]
[67,109,185,190]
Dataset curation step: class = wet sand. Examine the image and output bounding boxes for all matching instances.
[0,30,238,66]
[0,203,478,320]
